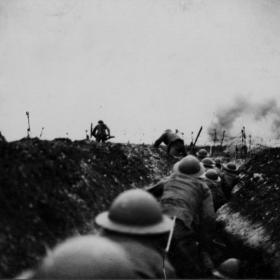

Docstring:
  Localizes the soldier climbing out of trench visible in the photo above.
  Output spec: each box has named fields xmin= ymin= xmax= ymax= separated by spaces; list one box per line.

xmin=154 ymin=129 xmax=186 ymax=157
xmin=95 ymin=189 xmax=177 ymax=279
xmin=91 ymin=120 xmax=111 ymax=143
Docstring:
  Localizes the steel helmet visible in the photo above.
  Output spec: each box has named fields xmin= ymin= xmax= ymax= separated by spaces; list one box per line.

xmin=215 ymin=158 xmax=222 ymax=168
xmin=95 ymin=189 xmax=173 ymax=235
xmin=196 ymin=149 xmax=209 ymax=160
xmin=202 ymin=157 xmax=215 ymax=168
xmin=98 ymin=120 xmax=104 ymax=124
xmin=223 ymin=162 xmax=238 ymax=174
xmin=173 ymin=155 xmax=205 ymax=178
xmin=164 ymin=129 xmax=172 ymax=133
xmin=213 ymin=258 xmax=240 ymax=279
xmin=204 ymin=169 xmax=221 ymax=182
xmin=32 ymin=235 xmax=136 ymax=279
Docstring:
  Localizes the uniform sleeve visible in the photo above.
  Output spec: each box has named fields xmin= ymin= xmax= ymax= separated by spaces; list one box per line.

xmin=105 ymin=124 xmax=110 ymax=136
xmin=201 ymin=183 xmax=216 ymax=224
xmin=154 ymin=134 xmax=165 ymax=147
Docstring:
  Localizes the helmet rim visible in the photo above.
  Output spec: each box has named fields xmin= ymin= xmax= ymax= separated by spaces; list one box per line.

xmin=222 ymin=163 xmax=238 ymax=174
xmin=173 ymin=160 xmax=205 ymax=178
xmin=95 ymin=211 xmax=172 ymax=235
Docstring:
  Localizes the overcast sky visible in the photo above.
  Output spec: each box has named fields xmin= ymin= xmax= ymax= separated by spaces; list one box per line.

xmin=1 ymin=0 xmax=280 ymax=144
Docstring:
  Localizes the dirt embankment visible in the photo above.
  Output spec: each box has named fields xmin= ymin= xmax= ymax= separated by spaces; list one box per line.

xmin=217 ymin=148 xmax=280 ymax=278
xmin=0 ymin=138 xmax=176 ymax=277
xmin=1 ymin=138 xmax=280 ymax=278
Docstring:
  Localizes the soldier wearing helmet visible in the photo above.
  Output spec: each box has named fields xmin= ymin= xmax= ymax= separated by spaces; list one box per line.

xmin=91 ymin=120 xmax=111 ymax=143
xmin=202 ymin=169 xmax=227 ymax=211
xmin=17 ymin=235 xmax=137 ymax=279
xmin=202 ymin=157 xmax=215 ymax=170
xmin=95 ymin=189 xmax=176 ymax=279
xmin=220 ymin=162 xmax=239 ymax=200
xmin=154 ymin=129 xmax=186 ymax=157
xmin=196 ymin=148 xmax=209 ymax=160
xmin=160 ymin=155 xmax=216 ymax=278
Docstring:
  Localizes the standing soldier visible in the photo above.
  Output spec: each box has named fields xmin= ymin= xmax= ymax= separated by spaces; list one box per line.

xmin=95 ymin=189 xmax=176 ymax=279
xmin=154 ymin=129 xmax=186 ymax=157
xmin=160 ymin=155 xmax=216 ymax=278
xmin=91 ymin=120 xmax=111 ymax=143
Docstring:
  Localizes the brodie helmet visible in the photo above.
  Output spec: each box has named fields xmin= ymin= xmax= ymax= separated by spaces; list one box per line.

xmin=95 ymin=189 xmax=172 ymax=235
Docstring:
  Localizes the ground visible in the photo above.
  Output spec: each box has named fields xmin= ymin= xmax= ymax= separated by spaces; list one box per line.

xmin=0 ymin=138 xmax=175 ymax=277
xmin=0 ymin=138 xmax=280 ymax=277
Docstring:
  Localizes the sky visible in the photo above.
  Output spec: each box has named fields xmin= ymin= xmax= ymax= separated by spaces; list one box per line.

xmin=1 ymin=0 xmax=280 ymax=145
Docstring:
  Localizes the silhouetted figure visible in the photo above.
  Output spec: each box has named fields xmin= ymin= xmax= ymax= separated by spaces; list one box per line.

xmin=91 ymin=120 xmax=111 ymax=143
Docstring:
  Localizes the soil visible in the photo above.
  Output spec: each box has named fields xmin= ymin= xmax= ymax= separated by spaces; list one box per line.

xmin=0 ymin=138 xmax=176 ymax=277
xmin=0 ymin=138 xmax=280 ymax=278
xmin=230 ymin=148 xmax=280 ymax=241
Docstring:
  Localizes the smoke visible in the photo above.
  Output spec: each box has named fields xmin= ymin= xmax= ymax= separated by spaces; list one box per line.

xmin=208 ymin=96 xmax=280 ymax=140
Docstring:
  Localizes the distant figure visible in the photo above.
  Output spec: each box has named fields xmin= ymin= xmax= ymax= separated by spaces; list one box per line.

xmin=154 ymin=129 xmax=186 ymax=156
xmin=91 ymin=120 xmax=111 ymax=143
xmin=16 ymin=235 xmax=137 ymax=279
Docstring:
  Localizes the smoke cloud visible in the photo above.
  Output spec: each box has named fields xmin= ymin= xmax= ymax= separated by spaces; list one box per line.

xmin=208 ymin=97 xmax=280 ymax=141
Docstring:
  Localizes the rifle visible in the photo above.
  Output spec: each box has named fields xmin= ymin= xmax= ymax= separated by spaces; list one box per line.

xmin=191 ymin=126 xmax=203 ymax=153
xmin=162 ymin=216 xmax=176 ymax=280
xmin=26 ymin=111 xmax=31 ymax=138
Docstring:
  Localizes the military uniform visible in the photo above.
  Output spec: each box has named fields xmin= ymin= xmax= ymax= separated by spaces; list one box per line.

xmin=154 ymin=130 xmax=186 ymax=156
xmin=160 ymin=172 xmax=216 ymax=278
xmin=100 ymin=232 xmax=176 ymax=279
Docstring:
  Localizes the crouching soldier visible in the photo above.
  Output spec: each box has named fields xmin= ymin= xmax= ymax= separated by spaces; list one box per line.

xmin=160 ymin=155 xmax=216 ymax=278
xmin=202 ymin=169 xmax=227 ymax=211
xmin=95 ymin=189 xmax=176 ymax=279
xmin=221 ymin=162 xmax=239 ymax=200
xmin=16 ymin=235 xmax=137 ymax=279
xmin=154 ymin=129 xmax=186 ymax=157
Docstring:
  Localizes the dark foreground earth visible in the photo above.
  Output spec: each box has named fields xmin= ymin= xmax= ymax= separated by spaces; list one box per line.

xmin=0 ymin=138 xmax=280 ymax=277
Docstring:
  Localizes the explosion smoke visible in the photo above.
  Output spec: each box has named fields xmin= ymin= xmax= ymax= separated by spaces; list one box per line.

xmin=208 ymin=97 xmax=280 ymax=140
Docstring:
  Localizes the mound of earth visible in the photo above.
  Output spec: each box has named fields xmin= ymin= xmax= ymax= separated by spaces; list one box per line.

xmin=231 ymin=148 xmax=280 ymax=239
xmin=217 ymin=147 xmax=280 ymax=277
xmin=0 ymin=138 xmax=176 ymax=277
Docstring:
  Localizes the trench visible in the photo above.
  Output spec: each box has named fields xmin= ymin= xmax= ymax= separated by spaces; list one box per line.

xmin=0 ymin=139 xmax=279 ymax=278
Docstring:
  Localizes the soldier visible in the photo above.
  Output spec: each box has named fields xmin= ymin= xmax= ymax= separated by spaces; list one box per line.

xmin=91 ymin=120 xmax=111 ymax=143
xmin=95 ymin=189 xmax=176 ymax=279
xmin=196 ymin=148 xmax=209 ymax=161
xmin=17 ymin=235 xmax=137 ymax=279
xmin=220 ymin=162 xmax=239 ymax=200
xmin=202 ymin=169 xmax=227 ymax=211
xmin=201 ymin=157 xmax=216 ymax=170
xmin=160 ymin=155 xmax=216 ymax=278
xmin=154 ymin=129 xmax=186 ymax=157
